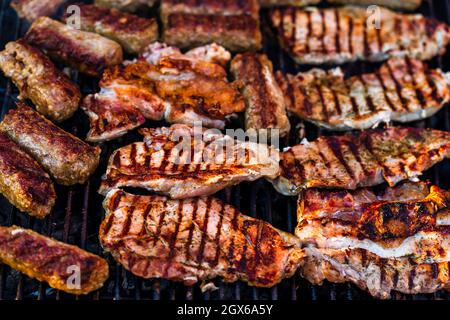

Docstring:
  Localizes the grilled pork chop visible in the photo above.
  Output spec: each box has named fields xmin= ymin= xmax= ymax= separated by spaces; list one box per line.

xmin=99 ymin=124 xmax=280 ymax=199
xmin=231 ymin=53 xmax=291 ymax=138
xmin=296 ymin=182 xmax=450 ymax=264
xmin=11 ymin=0 xmax=66 ymax=22
xmin=0 ymin=226 xmax=109 ymax=295
xmin=83 ymin=43 xmax=243 ymax=141
xmin=296 ymin=182 xmax=450 ymax=298
xmin=270 ymin=6 xmax=450 ymax=65
xmin=161 ymin=0 xmax=262 ymax=52
xmin=272 ymin=127 xmax=450 ymax=195
xmin=100 ymin=189 xmax=304 ymax=287
xmin=276 ymin=57 xmax=450 ymax=130
xmin=0 ymin=132 xmax=55 ymax=218
xmin=0 ymin=40 xmax=81 ymax=122
xmin=61 ymin=4 xmax=158 ymax=54
xmin=25 ymin=17 xmax=123 ymax=77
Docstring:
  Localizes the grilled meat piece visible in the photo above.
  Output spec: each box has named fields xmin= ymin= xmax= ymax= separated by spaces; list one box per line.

xmin=83 ymin=44 xmax=243 ymax=141
xmin=161 ymin=0 xmax=259 ymax=18
xmin=100 ymin=189 xmax=304 ymax=287
xmin=272 ymin=127 xmax=450 ymax=195
xmin=297 ymin=182 xmax=450 ymax=298
xmin=61 ymin=4 xmax=158 ymax=54
xmin=131 ymin=60 xmax=243 ymax=119
xmin=0 ymin=226 xmax=109 ymax=295
xmin=328 ymin=0 xmax=423 ymax=11
xmin=0 ymin=103 xmax=101 ymax=186
xmin=298 ymin=181 xmax=432 ymax=222
xmin=259 ymin=0 xmax=319 ymax=7
xmin=183 ymin=43 xmax=232 ymax=67
xmin=301 ymin=247 xmax=449 ymax=299
xmin=24 ymin=17 xmax=123 ymax=77
xmin=82 ymin=91 xmax=148 ymax=143
xmin=0 ymin=133 xmax=55 ymax=218
xmin=83 ymin=62 xmax=167 ymax=141
xmin=94 ymin=0 xmax=156 ymax=12
xmin=270 ymin=6 xmax=450 ymax=65
xmin=276 ymin=58 xmax=450 ymax=130
xmin=99 ymin=124 xmax=280 ymax=198
xmin=161 ymin=0 xmax=262 ymax=52
xmin=231 ymin=53 xmax=290 ymax=138
xmin=11 ymin=0 xmax=66 ymax=22
xmin=0 ymin=40 xmax=81 ymax=122
xmin=163 ymin=14 xmax=262 ymax=52
xmin=296 ymin=182 xmax=450 ymax=264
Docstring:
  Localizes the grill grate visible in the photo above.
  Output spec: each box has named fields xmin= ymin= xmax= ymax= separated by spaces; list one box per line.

xmin=0 ymin=0 xmax=449 ymax=301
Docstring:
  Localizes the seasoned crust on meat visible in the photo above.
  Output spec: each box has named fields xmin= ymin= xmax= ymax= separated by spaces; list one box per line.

xmin=270 ymin=6 xmax=450 ymax=64
xmin=25 ymin=17 xmax=123 ymax=77
xmin=272 ymin=127 xmax=450 ymax=195
xmin=0 ymin=103 xmax=101 ymax=186
xmin=100 ymin=189 xmax=304 ymax=287
xmin=0 ymin=40 xmax=80 ymax=122
xmin=99 ymin=124 xmax=280 ymax=199
xmin=125 ymin=58 xmax=244 ymax=119
xmin=0 ymin=133 xmax=55 ymax=218
xmin=62 ymin=3 xmax=158 ymax=54
xmin=0 ymin=226 xmax=109 ymax=295
xmin=11 ymin=0 xmax=66 ymax=22
xmin=231 ymin=53 xmax=291 ymax=138
xmin=276 ymin=58 xmax=450 ymax=130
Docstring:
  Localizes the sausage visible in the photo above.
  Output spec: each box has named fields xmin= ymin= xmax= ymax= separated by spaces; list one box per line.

xmin=231 ymin=53 xmax=291 ymax=138
xmin=0 ymin=103 xmax=101 ymax=186
xmin=0 ymin=133 xmax=55 ymax=218
xmin=0 ymin=40 xmax=81 ymax=122
xmin=61 ymin=3 xmax=158 ymax=54
xmin=24 ymin=17 xmax=123 ymax=77
xmin=0 ymin=226 xmax=109 ymax=295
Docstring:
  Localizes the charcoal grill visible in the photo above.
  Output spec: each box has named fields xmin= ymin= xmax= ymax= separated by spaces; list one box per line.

xmin=0 ymin=0 xmax=449 ymax=301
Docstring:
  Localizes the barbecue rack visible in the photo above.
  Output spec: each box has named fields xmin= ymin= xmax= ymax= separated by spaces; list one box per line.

xmin=0 ymin=0 xmax=449 ymax=301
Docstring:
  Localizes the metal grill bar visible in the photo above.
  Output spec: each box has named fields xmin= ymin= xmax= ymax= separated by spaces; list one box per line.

xmin=0 ymin=0 xmax=449 ymax=301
